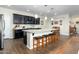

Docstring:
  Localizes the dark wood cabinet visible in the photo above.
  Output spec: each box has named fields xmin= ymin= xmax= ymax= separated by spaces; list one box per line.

xmin=14 ymin=29 xmax=27 ymax=45
xmin=13 ymin=14 xmax=24 ymax=24
xmin=35 ymin=18 xmax=40 ymax=24
xmin=14 ymin=29 xmax=24 ymax=39
xmin=23 ymin=32 xmax=27 ymax=45
xmin=13 ymin=14 xmax=40 ymax=24
xmin=24 ymin=16 xmax=29 ymax=24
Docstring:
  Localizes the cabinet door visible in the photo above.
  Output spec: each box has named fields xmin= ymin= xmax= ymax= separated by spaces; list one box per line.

xmin=33 ymin=17 xmax=35 ymax=24
xmin=23 ymin=32 xmax=27 ymax=45
xmin=13 ymin=14 xmax=19 ymax=24
xmin=28 ymin=16 xmax=33 ymax=24
xmin=24 ymin=16 xmax=29 ymax=24
xmin=13 ymin=14 xmax=24 ymax=24
xmin=35 ymin=18 xmax=40 ymax=24
xmin=18 ymin=15 xmax=23 ymax=24
xmin=14 ymin=30 xmax=23 ymax=39
xmin=31 ymin=17 xmax=35 ymax=24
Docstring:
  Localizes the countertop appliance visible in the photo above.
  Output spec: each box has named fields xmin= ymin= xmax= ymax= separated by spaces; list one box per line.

xmin=0 ymin=14 xmax=5 ymax=49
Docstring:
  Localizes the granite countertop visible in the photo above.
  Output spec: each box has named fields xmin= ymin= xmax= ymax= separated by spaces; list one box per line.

xmin=23 ymin=28 xmax=57 ymax=33
xmin=14 ymin=27 xmax=41 ymax=30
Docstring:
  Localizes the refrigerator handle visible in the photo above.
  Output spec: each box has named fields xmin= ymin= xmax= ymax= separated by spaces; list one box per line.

xmin=3 ymin=19 xmax=5 ymax=31
xmin=1 ymin=15 xmax=5 ymax=31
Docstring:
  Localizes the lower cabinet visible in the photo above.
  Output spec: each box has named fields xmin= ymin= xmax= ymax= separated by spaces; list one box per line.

xmin=14 ymin=29 xmax=24 ymax=39
xmin=23 ymin=32 xmax=27 ymax=45
xmin=14 ymin=29 xmax=27 ymax=45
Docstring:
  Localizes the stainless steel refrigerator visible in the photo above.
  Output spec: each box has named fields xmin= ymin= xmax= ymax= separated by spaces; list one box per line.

xmin=0 ymin=14 xmax=5 ymax=49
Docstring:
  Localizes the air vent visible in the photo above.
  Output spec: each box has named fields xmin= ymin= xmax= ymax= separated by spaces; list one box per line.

xmin=44 ymin=5 xmax=48 ymax=7
xmin=51 ymin=8 xmax=54 ymax=10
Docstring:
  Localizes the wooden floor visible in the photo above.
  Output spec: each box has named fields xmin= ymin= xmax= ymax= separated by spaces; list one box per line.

xmin=0 ymin=35 xmax=79 ymax=54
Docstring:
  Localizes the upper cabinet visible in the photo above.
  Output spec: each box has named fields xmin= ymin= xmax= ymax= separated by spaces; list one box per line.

xmin=35 ymin=18 xmax=40 ymax=24
xmin=13 ymin=14 xmax=24 ymax=24
xmin=13 ymin=14 xmax=40 ymax=24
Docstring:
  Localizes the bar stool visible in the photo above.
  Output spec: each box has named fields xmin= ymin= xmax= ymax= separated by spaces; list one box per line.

xmin=53 ymin=32 xmax=57 ymax=43
xmin=48 ymin=33 xmax=54 ymax=44
xmin=42 ymin=34 xmax=49 ymax=47
xmin=56 ymin=32 xmax=60 ymax=41
xmin=33 ymin=36 xmax=44 ymax=50
xmin=51 ymin=34 xmax=55 ymax=43
xmin=47 ymin=34 xmax=51 ymax=44
xmin=53 ymin=30 xmax=60 ymax=43
xmin=52 ymin=26 xmax=60 ymax=43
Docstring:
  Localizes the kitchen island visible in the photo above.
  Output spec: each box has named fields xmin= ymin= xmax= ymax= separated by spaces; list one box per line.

xmin=23 ymin=28 xmax=57 ymax=49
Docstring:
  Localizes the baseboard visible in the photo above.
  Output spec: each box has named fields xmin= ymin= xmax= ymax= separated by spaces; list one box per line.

xmin=0 ymin=48 xmax=3 ymax=50
xmin=4 ymin=37 xmax=13 ymax=40
xmin=60 ymin=33 xmax=69 ymax=36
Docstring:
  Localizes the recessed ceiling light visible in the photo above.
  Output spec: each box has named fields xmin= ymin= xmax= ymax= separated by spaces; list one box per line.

xmin=51 ymin=18 xmax=54 ymax=21
xmin=45 ymin=16 xmax=47 ymax=20
xmin=35 ymin=14 xmax=38 ymax=18
xmin=7 ymin=5 xmax=11 ymax=7
xmin=26 ymin=10 xmax=30 ymax=12
xmin=44 ymin=5 xmax=48 ymax=7
xmin=51 ymin=8 xmax=54 ymax=10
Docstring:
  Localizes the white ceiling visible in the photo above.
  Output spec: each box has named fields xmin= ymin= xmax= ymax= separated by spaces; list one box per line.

xmin=0 ymin=5 xmax=79 ymax=17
